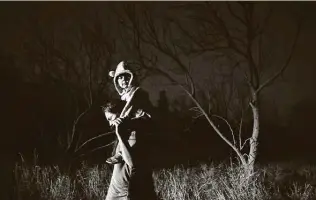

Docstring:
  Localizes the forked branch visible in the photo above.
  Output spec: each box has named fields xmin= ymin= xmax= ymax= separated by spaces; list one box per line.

xmin=256 ymin=20 xmax=302 ymax=94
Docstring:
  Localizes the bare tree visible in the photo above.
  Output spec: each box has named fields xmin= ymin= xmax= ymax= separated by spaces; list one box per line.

xmin=176 ymin=2 xmax=302 ymax=172
xmin=115 ymin=2 xmax=302 ymax=173
xmin=20 ymin=8 xmax=118 ymax=165
xmin=115 ymin=3 xmax=247 ymax=167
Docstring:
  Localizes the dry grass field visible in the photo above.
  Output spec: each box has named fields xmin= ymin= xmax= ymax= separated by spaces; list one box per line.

xmin=12 ymin=161 xmax=316 ymax=200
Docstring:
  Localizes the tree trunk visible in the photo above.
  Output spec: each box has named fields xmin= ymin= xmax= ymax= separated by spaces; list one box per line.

xmin=247 ymin=90 xmax=259 ymax=173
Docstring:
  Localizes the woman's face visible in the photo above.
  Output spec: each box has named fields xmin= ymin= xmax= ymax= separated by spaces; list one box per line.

xmin=117 ymin=74 xmax=131 ymax=89
xmin=105 ymin=112 xmax=117 ymax=122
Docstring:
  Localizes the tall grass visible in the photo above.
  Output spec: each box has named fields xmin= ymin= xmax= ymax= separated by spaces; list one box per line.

xmin=153 ymin=163 xmax=270 ymax=200
xmin=13 ymin=162 xmax=316 ymax=200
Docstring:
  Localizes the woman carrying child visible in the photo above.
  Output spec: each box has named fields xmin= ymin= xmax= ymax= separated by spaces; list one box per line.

xmin=105 ymin=61 xmax=157 ymax=200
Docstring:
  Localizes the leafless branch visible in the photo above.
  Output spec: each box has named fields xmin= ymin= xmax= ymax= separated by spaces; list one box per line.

xmin=243 ymin=4 xmax=261 ymax=89
xmin=75 ymin=131 xmax=115 ymax=153
xmin=241 ymin=137 xmax=251 ymax=151
xmin=212 ymin=114 xmax=236 ymax=146
xmin=189 ymin=106 xmax=200 ymax=112
xmin=139 ymin=9 xmax=196 ymax=96
xmin=258 ymin=34 xmax=263 ymax=73
xmin=181 ymin=85 xmax=247 ymax=165
xmin=238 ymin=110 xmax=244 ymax=150
xmin=226 ymin=2 xmax=247 ymax=26
xmin=75 ymin=140 xmax=116 ymax=160
xmin=242 ymin=153 xmax=249 ymax=160
xmin=255 ymin=7 xmax=273 ymax=37
xmin=67 ymin=108 xmax=90 ymax=150
xmin=256 ymin=20 xmax=302 ymax=94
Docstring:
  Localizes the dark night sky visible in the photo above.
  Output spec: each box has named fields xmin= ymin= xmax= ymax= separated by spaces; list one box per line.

xmin=1 ymin=2 xmax=316 ymax=122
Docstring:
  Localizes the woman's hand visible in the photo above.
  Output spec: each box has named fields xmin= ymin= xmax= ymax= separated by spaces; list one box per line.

xmin=113 ymin=118 xmax=127 ymax=138
xmin=112 ymin=117 xmax=125 ymax=127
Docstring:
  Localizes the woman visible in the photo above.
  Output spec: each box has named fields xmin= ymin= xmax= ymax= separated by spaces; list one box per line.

xmin=105 ymin=61 xmax=157 ymax=200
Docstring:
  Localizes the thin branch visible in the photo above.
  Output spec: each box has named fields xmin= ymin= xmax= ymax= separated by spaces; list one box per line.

xmin=193 ymin=113 xmax=204 ymax=119
xmin=181 ymin=85 xmax=247 ymax=165
xmin=173 ymin=18 xmax=229 ymax=55
xmin=207 ymin=90 xmax=212 ymax=115
xmin=75 ymin=132 xmax=83 ymax=151
xmin=241 ymin=137 xmax=251 ymax=151
xmin=88 ymin=59 xmax=93 ymax=106
xmin=212 ymin=114 xmax=236 ymax=146
xmin=74 ymin=140 xmax=116 ymax=160
xmin=255 ymin=7 xmax=273 ymax=37
xmin=75 ymin=131 xmax=115 ymax=153
xmin=18 ymin=153 xmax=25 ymax=163
xmin=141 ymin=11 xmax=196 ymax=97
xmin=256 ymin=20 xmax=302 ymax=94
xmin=238 ymin=110 xmax=244 ymax=150
xmin=226 ymin=2 xmax=247 ymax=26
xmin=258 ymin=33 xmax=263 ymax=72
xmin=67 ymin=108 xmax=90 ymax=150
xmin=244 ymin=4 xmax=261 ymax=89
xmin=210 ymin=7 xmax=248 ymax=59
xmin=242 ymin=153 xmax=249 ymax=160
xmin=189 ymin=106 xmax=200 ymax=112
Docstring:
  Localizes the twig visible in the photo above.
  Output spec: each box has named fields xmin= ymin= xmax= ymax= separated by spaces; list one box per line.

xmin=181 ymin=85 xmax=247 ymax=165
xmin=74 ymin=140 xmax=117 ymax=160
xmin=212 ymin=114 xmax=236 ymax=146
xmin=238 ymin=110 xmax=244 ymax=150
xmin=241 ymin=137 xmax=251 ymax=150
xmin=256 ymin=19 xmax=302 ymax=94
xmin=226 ymin=2 xmax=247 ymax=26
xmin=193 ymin=113 xmax=204 ymax=119
xmin=68 ymin=108 xmax=90 ymax=150
xmin=75 ymin=131 xmax=115 ymax=153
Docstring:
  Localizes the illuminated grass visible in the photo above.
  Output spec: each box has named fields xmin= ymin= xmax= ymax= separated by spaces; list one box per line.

xmin=14 ymin=162 xmax=316 ymax=200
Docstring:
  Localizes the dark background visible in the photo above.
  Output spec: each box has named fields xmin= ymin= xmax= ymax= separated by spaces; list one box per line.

xmin=1 ymin=2 xmax=316 ymax=198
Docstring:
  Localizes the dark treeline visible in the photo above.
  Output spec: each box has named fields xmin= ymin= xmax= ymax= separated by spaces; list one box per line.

xmin=1 ymin=49 xmax=316 ymax=168
xmin=0 ymin=1 xmax=315 ymax=182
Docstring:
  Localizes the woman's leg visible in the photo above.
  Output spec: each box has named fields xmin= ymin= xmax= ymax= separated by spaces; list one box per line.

xmin=112 ymin=139 xmax=119 ymax=156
